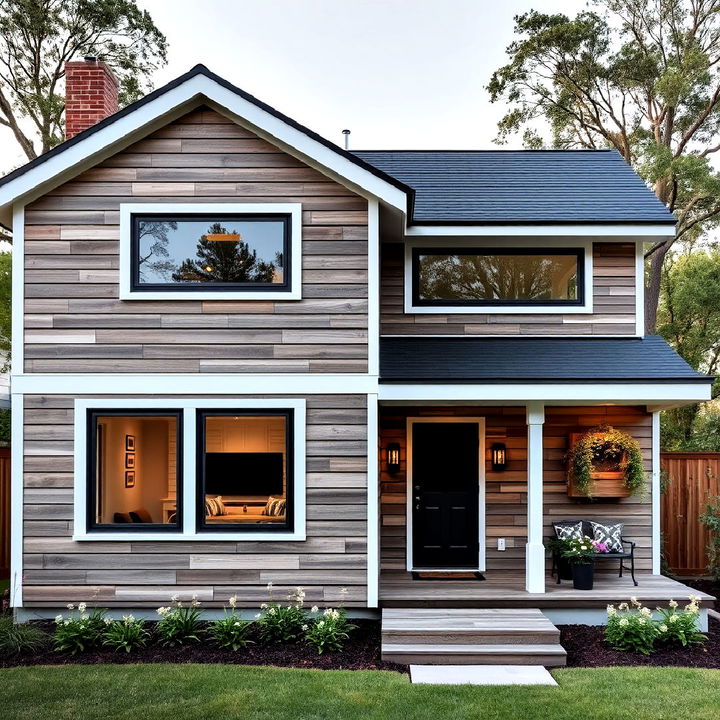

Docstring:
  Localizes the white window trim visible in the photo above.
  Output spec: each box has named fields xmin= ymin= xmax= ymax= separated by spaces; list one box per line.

xmin=119 ymin=202 xmax=303 ymax=300
xmin=405 ymin=416 xmax=486 ymax=572
xmin=404 ymin=237 xmax=594 ymax=315
xmin=73 ymin=398 xmax=306 ymax=541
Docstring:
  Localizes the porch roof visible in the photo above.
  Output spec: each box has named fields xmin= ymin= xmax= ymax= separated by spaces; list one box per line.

xmin=379 ymin=335 xmax=712 ymax=384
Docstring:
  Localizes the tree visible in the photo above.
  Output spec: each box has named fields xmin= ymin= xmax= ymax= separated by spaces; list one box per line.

xmin=137 ymin=220 xmax=177 ymax=283
xmin=0 ymin=0 xmax=167 ymax=161
xmin=487 ymin=0 xmax=720 ymax=332
xmin=657 ymin=248 xmax=720 ymax=447
xmin=173 ymin=223 xmax=277 ymax=284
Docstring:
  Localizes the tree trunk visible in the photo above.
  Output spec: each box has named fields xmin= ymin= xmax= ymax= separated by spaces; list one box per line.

xmin=645 ymin=241 xmax=672 ymax=334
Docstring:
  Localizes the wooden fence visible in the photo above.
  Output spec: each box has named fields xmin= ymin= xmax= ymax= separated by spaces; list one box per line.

xmin=661 ymin=452 xmax=720 ymax=576
xmin=0 ymin=447 xmax=8 ymax=579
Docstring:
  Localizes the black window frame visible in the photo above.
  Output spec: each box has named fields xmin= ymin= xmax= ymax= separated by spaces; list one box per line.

xmin=411 ymin=246 xmax=585 ymax=308
xmin=196 ymin=409 xmax=295 ymax=534
xmin=86 ymin=409 xmax=184 ymax=534
xmin=130 ymin=212 xmax=293 ymax=294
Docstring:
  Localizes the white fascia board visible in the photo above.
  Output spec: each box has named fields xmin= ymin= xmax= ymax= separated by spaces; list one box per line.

xmin=119 ymin=202 xmax=303 ymax=300
xmin=404 ymin=224 xmax=676 ymax=238
xmin=12 ymin=373 xmax=379 ymax=395
xmin=378 ymin=383 xmax=711 ymax=404
xmin=0 ymin=73 xmax=407 ymax=223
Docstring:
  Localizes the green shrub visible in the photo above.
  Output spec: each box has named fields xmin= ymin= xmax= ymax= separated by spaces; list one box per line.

xmin=102 ymin=615 xmax=149 ymax=653
xmin=54 ymin=603 xmax=108 ymax=654
xmin=605 ymin=599 xmax=658 ymax=654
xmin=207 ymin=596 xmax=253 ymax=651
xmin=655 ymin=597 xmax=706 ymax=647
xmin=257 ymin=585 xmax=307 ymax=644
xmin=304 ymin=607 xmax=356 ymax=654
xmin=155 ymin=595 xmax=202 ymax=646
xmin=0 ymin=616 xmax=50 ymax=657
xmin=699 ymin=496 xmax=720 ymax=580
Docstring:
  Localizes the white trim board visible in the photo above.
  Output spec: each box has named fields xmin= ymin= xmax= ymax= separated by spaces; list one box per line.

xmin=0 ymin=71 xmax=407 ymax=224
xmin=405 ymin=416 xmax=486 ymax=572
xmin=404 ymin=224 xmax=676 ymax=238
xmin=119 ymin=203 xmax=303 ymax=300
xmin=11 ymin=204 xmax=24 ymax=377
xmin=72 ymin=397 xmax=306 ymax=542
xmin=366 ymin=394 xmax=379 ymax=608
xmin=652 ymin=411 xmax=661 ymax=574
xmin=404 ymin=238 xmax=593 ymax=315
xmin=9 ymin=393 xmax=23 ymax=607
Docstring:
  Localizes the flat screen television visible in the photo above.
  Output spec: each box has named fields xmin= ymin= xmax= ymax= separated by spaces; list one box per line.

xmin=204 ymin=452 xmax=284 ymax=496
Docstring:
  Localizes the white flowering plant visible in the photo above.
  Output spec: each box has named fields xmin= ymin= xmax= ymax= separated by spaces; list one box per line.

xmin=102 ymin=615 xmax=149 ymax=654
xmin=605 ymin=596 xmax=706 ymax=654
xmin=207 ymin=596 xmax=253 ymax=651
xmin=655 ymin=596 xmax=706 ymax=647
xmin=257 ymin=585 xmax=307 ymax=643
xmin=560 ymin=536 xmax=608 ymax=564
xmin=304 ymin=603 xmax=356 ymax=655
xmin=53 ymin=603 xmax=108 ymax=654
xmin=155 ymin=594 xmax=203 ymax=647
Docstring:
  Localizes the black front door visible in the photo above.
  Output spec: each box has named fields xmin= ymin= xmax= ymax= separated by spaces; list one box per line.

xmin=411 ymin=421 xmax=480 ymax=569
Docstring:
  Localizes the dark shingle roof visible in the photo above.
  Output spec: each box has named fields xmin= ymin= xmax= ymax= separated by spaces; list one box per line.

xmin=379 ymin=336 xmax=710 ymax=383
xmin=353 ymin=150 xmax=674 ymax=225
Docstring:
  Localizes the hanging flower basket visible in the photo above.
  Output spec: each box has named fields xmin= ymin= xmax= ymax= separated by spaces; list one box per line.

xmin=566 ymin=424 xmax=646 ymax=498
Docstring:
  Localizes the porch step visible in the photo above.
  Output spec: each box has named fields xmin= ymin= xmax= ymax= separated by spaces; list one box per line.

xmin=381 ymin=608 xmax=567 ymax=666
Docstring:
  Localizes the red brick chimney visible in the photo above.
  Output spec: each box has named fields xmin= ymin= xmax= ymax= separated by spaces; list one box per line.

xmin=64 ymin=57 xmax=119 ymax=139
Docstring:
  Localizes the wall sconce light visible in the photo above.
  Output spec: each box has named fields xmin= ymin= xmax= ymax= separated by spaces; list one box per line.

xmin=491 ymin=442 xmax=507 ymax=472
xmin=387 ymin=442 xmax=401 ymax=474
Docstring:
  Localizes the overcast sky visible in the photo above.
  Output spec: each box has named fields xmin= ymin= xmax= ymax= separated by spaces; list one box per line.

xmin=0 ymin=0 xmax=588 ymax=173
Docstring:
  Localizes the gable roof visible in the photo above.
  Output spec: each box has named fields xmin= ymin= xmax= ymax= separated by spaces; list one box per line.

xmin=379 ymin=336 xmax=709 ymax=383
xmin=353 ymin=150 xmax=675 ymax=226
xmin=0 ymin=64 xmax=410 ymax=225
xmin=0 ymin=64 xmax=673 ymax=230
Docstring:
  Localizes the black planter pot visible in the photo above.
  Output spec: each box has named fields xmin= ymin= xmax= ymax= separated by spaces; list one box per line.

xmin=557 ymin=556 xmax=573 ymax=581
xmin=571 ymin=562 xmax=594 ymax=590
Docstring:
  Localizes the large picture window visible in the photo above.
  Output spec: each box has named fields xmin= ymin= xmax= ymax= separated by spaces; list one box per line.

xmin=88 ymin=411 xmax=182 ymax=532
xmin=131 ymin=213 xmax=290 ymax=293
xmin=197 ymin=410 xmax=293 ymax=532
xmin=412 ymin=247 xmax=584 ymax=307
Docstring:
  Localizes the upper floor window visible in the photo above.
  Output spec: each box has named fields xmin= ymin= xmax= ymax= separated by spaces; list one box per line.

xmin=120 ymin=203 xmax=302 ymax=301
xmin=410 ymin=246 xmax=586 ymax=310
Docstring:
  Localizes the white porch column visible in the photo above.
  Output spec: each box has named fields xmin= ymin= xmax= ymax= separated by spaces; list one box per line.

xmin=526 ymin=402 xmax=545 ymax=593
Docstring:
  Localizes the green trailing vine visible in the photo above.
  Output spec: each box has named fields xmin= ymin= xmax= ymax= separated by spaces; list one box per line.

xmin=567 ymin=424 xmax=646 ymax=498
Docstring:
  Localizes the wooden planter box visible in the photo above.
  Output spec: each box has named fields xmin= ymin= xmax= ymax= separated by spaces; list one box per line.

xmin=567 ymin=432 xmax=631 ymax=498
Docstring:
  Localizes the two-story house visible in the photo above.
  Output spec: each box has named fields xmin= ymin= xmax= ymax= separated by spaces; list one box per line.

xmin=0 ymin=61 xmax=714 ymax=665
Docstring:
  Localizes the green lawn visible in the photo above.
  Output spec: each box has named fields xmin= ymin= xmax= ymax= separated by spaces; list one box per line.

xmin=1 ymin=664 xmax=719 ymax=720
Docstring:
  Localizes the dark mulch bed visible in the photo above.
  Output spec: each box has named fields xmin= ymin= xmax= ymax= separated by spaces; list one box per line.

xmin=0 ymin=619 xmax=407 ymax=674
xmin=680 ymin=577 xmax=720 ymax=611
xmin=561 ymin=617 xmax=720 ymax=669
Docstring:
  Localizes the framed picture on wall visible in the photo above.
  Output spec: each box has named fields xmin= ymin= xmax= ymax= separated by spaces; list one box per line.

xmin=125 ymin=453 xmax=136 ymax=469
xmin=125 ymin=434 xmax=135 ymax=451
xmin=125 ymin=470 xmax=135 ymax=488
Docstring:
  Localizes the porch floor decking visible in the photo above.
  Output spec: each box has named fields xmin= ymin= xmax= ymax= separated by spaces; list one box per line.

xmin=379 ymin=572 xmax=715 ymax=608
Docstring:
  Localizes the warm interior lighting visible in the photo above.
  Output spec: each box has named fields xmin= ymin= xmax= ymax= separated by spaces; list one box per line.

xmin=491 ymin=442 xmax=507 ymax=472
xmin=387 ymin=442 xmax=400 ymax=474
xmin=206 ymin=233 xmax=241 ymax=242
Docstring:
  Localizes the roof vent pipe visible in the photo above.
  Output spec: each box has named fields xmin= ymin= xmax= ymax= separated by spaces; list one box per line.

xmin=342 ymin=129 xmax=350 ymax=150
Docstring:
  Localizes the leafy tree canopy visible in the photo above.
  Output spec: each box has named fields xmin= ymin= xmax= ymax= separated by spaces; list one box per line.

xmin=487 ymin=0 xmax=720 ymax=331
xmin=657 ymin=248 xmax=720 ymax=448
xmin=0 ymin=0 xmax=168 ymax=160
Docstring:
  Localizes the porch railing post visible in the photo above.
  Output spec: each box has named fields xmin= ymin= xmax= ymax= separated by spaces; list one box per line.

xmin=526 ymin=402 xmax=545 ymax=594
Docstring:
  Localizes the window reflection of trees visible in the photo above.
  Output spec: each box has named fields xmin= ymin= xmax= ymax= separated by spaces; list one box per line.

xmin=418 ymin=253 xmax=578 ymax=301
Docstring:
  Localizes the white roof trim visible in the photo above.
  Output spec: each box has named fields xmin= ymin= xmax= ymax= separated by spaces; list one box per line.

xmin=404 ymin=224 xmax=676 ymax=238
xmin=0 ymin=71 xmax=408 ymax=226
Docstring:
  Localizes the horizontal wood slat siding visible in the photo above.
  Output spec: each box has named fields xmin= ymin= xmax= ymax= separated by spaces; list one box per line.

xmin=21 ymin=394 xmax=369 ymax=607
xmin=379 ymin=406 xmax=652 ymax=578
xmin=380 ymin=242 xmax=637 ymax=335
xmin=23 ymin=108 xmax=369 ymax=373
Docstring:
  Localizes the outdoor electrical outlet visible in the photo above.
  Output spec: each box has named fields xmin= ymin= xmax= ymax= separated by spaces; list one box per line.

xmin=497 ymin=538 xmax=506 ymax=551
